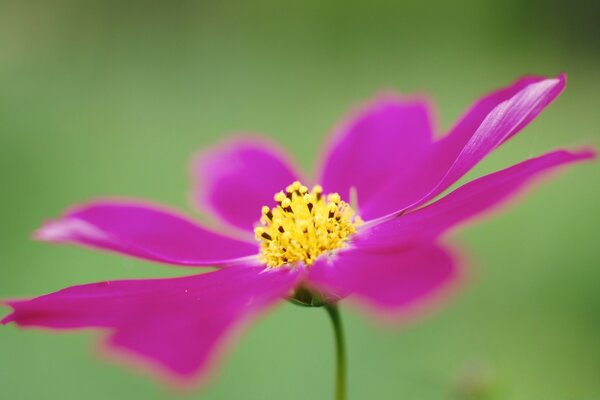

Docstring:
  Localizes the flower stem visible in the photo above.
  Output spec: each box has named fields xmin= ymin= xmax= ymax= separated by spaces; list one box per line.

xmin=325 ymin=303 xmax=347 ymax=400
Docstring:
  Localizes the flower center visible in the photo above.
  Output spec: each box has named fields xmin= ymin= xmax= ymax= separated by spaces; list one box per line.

xmin=255 ymin=181 xmax=362 ymax=268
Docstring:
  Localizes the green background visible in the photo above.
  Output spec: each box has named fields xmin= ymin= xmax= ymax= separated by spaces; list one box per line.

xmin=1 ymin=1 xmax=599 ymax=399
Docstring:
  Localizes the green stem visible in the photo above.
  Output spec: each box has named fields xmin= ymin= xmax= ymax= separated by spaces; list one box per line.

xmin=325 ymin=303 xmax=347 ymax=400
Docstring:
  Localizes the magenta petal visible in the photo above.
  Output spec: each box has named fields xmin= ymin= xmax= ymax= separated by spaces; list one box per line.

xmin=361 ymin=75 xmax=566 ymax=220
xmin=192 ymin=138 xmax=301 ymax=231
xmin=35 ymin=200 xmax=259 ymax=267
xmin=318 ymin=95 xmax=435 ymax=213
xmin=307 ymin=243 xmax=459 ymax=319
xmin=358 ymin=149 xmax=595 ymax=249
xmin=448 ymin=75 xmax=563 ymax=146
xmin=428 ymin=75 xmax=566 ymax=199
xmin=2 ymin=266 xmax=300 ymax=381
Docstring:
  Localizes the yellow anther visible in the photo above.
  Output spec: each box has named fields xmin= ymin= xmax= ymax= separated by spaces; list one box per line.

xmin=274 ymin=191 xmax=287 ymax=202
xmin=281 ymin=198 xmax=292 ymax=209
xmin=327 ymin=203 xmax=338 ymax=213
xmin=328 ymin=193 xmax=341 ymax=204
xmin=255 ymin=181 xmax=362 ymax=268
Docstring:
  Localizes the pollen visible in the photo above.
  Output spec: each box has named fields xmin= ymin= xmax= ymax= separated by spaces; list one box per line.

xmin=255 ymin=181 xmax=362 ymax=268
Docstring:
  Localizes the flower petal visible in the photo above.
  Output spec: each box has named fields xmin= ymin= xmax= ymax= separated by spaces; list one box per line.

xmin=192 ymin=138 xmax=301 ymax=232
xmin=2 ymin=266 xmax=300 ymax=381
xmin=35 ymin=200 xmax=259 ymax=267
xmin=448 ymin=75 xmax=559 ymax=146
xmin=361 ymin=75 xmax=566 ymax=220
xmin=307 ymin=243 xmax=459 ymax=319
xmin=318 ymin=95 xmax=435 ymax=212
xmin=358 ymin=149 xmax=595 ymax=249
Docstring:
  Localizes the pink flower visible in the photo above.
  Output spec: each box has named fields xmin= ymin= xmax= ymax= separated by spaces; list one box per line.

xmin=1 ymin=74 xmax=594 ymax=385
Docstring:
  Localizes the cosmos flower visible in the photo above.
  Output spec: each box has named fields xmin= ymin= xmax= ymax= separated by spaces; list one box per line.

xmin=1 ymin=74 xmax=594 ymax=386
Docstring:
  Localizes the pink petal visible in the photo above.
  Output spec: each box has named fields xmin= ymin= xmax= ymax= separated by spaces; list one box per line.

xmin=35 ymin=200 xmax=259 ymax=267
xmin=192 ymin=138 xmax=302 ymax=232
xmin=358 ymin=149 xmax=595 ymax=249
xmin=448 ymin=75 xmax=559 ymax=146
xmin=2 ymin=266 xmax=301 ymax=382
xmin=317 ymin=95 xmax=435 ymax=212
xmin=307 ymin=243 xmax=460 ymax=320
xmin=361 ymin=75 xmax=566 ymax=220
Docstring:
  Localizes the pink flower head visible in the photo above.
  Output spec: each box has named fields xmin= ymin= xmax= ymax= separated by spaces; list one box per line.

xmin=2 ymin=74 xmax=594 ymax=385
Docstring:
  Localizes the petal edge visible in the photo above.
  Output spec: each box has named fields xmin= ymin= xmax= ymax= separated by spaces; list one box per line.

xmin=35 ymin=199 xmax=260 ymax=267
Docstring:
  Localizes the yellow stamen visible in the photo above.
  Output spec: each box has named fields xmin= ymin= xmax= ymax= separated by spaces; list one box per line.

xmin=254 ymin=181 xmax=362 ymax=268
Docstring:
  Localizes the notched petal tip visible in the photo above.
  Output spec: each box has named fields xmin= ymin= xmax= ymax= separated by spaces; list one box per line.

xmin=1 ymin=299 xmax=27 ymax=325
xmin=1 ymin=312 xmax=16 ymax=325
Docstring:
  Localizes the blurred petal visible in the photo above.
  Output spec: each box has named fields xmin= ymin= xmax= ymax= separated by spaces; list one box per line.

xmin=192 ymin=138 xmax=301 ymax=232
xmin=318 ymin=95 xmax=435 ymax=215
xmin=307 ymin=243 xmax=459 ymax=319
xmin=2 ymin=266 xmax=300 ymax=381
xmin=358 ymin=149 xmax=595 ymax=249
xmin=35 ymin=200 xmax=259 ymax=267
xmin=362 ymin=75 xmax=566 ymax=220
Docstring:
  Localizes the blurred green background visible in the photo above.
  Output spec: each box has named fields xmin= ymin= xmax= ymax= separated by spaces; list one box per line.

xmin=1 ymin=1 xmax=599 ymax=399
